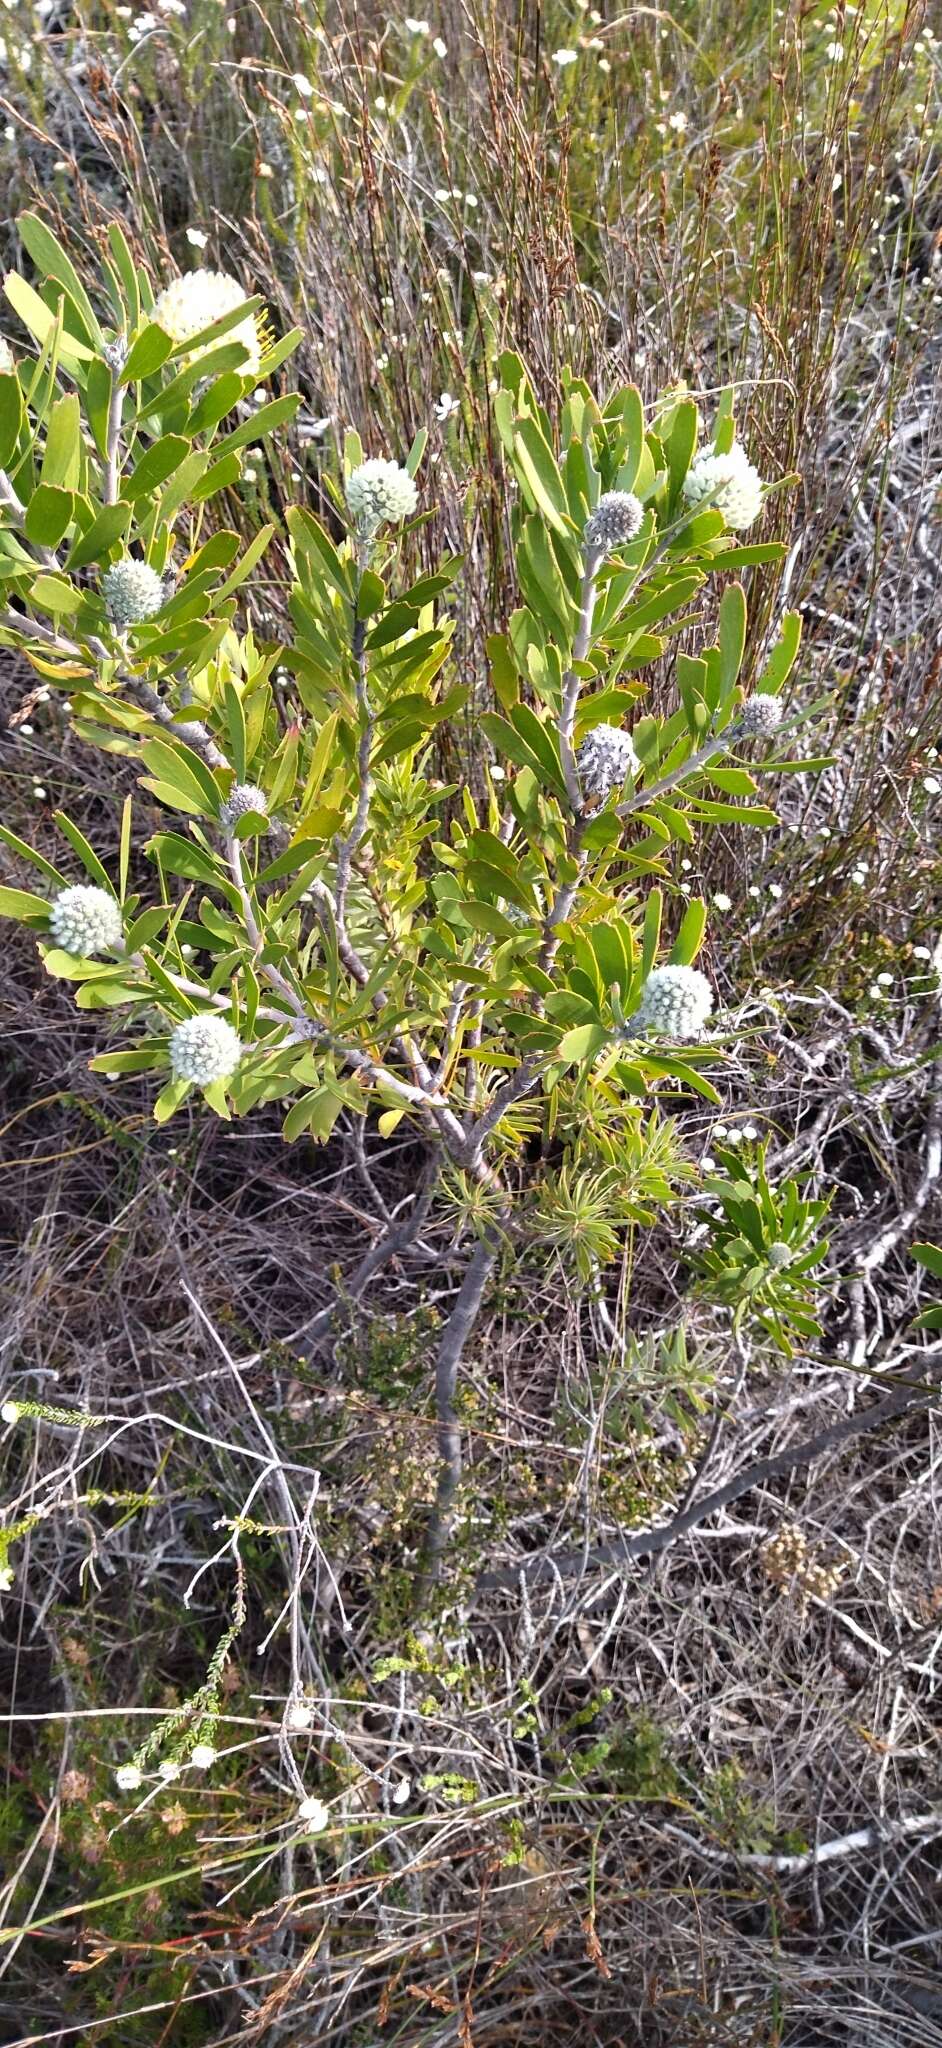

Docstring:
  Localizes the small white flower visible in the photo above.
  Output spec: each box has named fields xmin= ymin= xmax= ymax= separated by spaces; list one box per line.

xmin=219 ymin=782 xmax=268 ymax=829
xmin=115 ymin=1763 xmax=143 ymax=1791
xmin=298 ymin=1794 xmax=330 ymax=1830
xmin=103 ymin=557 xmax=166 ymax=628
xmin=1 ymin=1401 xmax=19 ymax=1424
xmin=435 ymin=391 xmax=459 ymax=423
xmin=741 ymin=1123 xmax=760 ymax=1141
xmin=185 ymin=228 xmax=208 ymax=251
xmin=739 ymin=693 xmax=783 ymax=738
xmin=151 ymin=270 xmax=266 ymax=377
xmin=346 ymin=458 xmax=418 ymax=533
xmin=912 ymin=946 xmax=932 ymax=961
xmin=393 ymin=1775 xmax=411 ymax=1805
xmin=287 ymin=1700 xmax=314 ymax=1731
xmin=825 ymin=40 xmax=844 ymax=61
xmin=50 ymin=886 xmax=124 ymax=958
xmin=584 ymin=491 xmax=644 ymax=551
xmin=0 ymin=1564 xmax=13 ymax=1591
xmin=158 ymin=1759 xmax=181 ymax=1782
xmin=577 ymin=724 xmax=640 ymax=801
xmin=0 ymin=337 xmax=15 ymax=374
xmin=923 ymin=776 xmax=940 ymax=795
xmin=404 ymin=17 xmax=429 ymax=34
xmin=169 ymin=1014 xmax=243 ymax=1086
xmin=551 ymin=48 xmax=578 ymax=66
xmin=292 ymin=72 xmax=314 ymax=96
xmin=876 ymin=972 xmax=894 ymax=987
xmin=767 ymin=1241 xmax=793 ymax=1269
xmin=667 ymin=110 xmax=688 ymax=132
xmin=189 ymin=1743 xmax=217 ymax=1769
xmin=432 ymin=36 xmax=447 ymax=57
xmin=628 ymin=964 xmax=714 ymax=1041
xmin=682 ymin=442 xmax=765 ymax=531
xmin=713 ymin=893 xmax=732 ymax=911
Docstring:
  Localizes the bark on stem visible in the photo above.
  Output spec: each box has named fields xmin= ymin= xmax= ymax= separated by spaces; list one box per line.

xmin=415 ymin=1227 xmax=503 ymax=1602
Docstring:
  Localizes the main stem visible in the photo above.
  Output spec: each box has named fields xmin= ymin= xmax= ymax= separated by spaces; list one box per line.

xmin=415 ymin=1225 xmax=502 ymax=1605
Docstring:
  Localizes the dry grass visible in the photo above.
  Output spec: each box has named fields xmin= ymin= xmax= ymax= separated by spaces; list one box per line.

xmin=1 ymin=1 xmax=942 ymax=2042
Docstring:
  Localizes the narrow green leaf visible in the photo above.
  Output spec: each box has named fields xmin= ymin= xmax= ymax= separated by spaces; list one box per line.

xmin=670 ymin=897 xmax=707 ymax=966
xmin=25 ymin=484 xmax=74 ymax=547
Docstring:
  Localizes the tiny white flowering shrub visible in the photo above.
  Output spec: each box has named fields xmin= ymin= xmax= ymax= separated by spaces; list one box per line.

xmin=0 ymin=219 xmax=809 ymax=1579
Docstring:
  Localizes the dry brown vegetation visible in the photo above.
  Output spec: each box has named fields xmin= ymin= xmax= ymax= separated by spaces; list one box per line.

xmin=1 ymin=3 xmax=942 ymax=2043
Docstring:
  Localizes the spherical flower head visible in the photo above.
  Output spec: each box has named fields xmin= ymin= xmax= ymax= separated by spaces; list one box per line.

xmin=50 ymin=885 xmax=124 ymax=958
xmin=0 ymin=338 xmax=15 ymax=375
xmin=577 ymin=724 xmax=640 ymax=802
xmin=739 ymin=693 xmax=783 ymax=738
xmin=219 ymin=782 xmax=268 ymax=830
xmin=151 ymin=270 xmax=265 ymax=377
xmin=115 ymin=1763 xmax=143 ymax=1792
xmin=0 ymin=1564 xmax=13 ymax=1592
xmin=767 ymin=1241 xmax=793 ymax=1269
xmin=1 ymin=1401 xmax=20 ymax=1425
xmin=189 ymin=1743 xmax=217 ymax=1769
xmin=583 ymin=491 xmax=644 ymax=552
xmin=298 ymin=1794 xmax=329 ymax=1830
xmin=346 ymin=458 xmax=418 ymax=534
xmin=630 ymin=964 xmax=714 ymax=1042
xmin=287 ymin=1700 xmax=314 ymax=1731
xmin=169 ymin=1014 xmax=242 ymax=1086
xmin=682 ymin=443 xmax=764 ymax=531
xmin=157 ymin=1759 xmax=181 ymax=1782
xmin=102 ymin=557 xmax=166 ymax=628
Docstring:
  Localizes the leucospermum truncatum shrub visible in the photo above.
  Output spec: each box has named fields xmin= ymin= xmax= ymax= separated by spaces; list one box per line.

xmin=0 ymin=216 xmax=807 ymax=1583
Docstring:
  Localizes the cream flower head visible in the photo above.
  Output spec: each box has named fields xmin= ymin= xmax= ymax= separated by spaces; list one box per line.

xmin=682 ymin=442 xmax=764 ymax=531
xmin=151 ymin=271 xmax=267 ymax=377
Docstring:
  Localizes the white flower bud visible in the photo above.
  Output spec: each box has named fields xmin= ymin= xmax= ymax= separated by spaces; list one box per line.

xmin=151 ymin=270 xmax=265 ymax=376
xmin=49 ymin=885 xmax=124 ymax=957
xmin=628 ymin=964 xmax=714 ymax=1041
xmin=297 ymin=1794 xmax=330 ymax=1830
xmin=346 ymin=458 xmax=418 ymax=532
xmin=577 ymin=724 xmax=640 ymax=801
xmin=739 ymin=693 xmax=783 ymax=737
xmin=189 ymin=1743 xmax=217 ymax=1769
xmin=682 ymin=443 xmax=765 ymax=531
xmin=115 ymin=1763 xmax=143 ymax=1791
xmin=219 ymin=782 xmax=268 ymax=829
xmin=287 ymin=1700 xmax=314 ymax=1731
xmin=169 ymin=1014 xmax=242 ymax=1085
xmin=767 ymin=1241 xmax=793 ymax=1269
xmin=157 ymin=1759 xmax=181 ymax=1782
xmin=1 ymin=1401 xmax=20 ymax=1424
xmin=102 ymin=557 xmax=166 ymax=627
xmin=0 ymin=1564 xmax=13 ymax=1591
xmin=583 ymin=491 xmax=644 ymax=551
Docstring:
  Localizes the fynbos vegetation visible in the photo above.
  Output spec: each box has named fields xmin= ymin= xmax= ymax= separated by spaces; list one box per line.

xmin=0 ymin=4 xmax=940 ymax=2045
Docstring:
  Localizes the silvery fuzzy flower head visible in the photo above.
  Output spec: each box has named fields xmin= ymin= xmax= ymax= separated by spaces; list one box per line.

xmin=298 ymin=1794 xmax=330 ymax=1830
xmin=577 ymin=724 xmax=640 ymax=801
xmin=682 ymin=442 xmax=764 ymax=531
xmin=767 ymin=1240 xmax=793 ymax=1269
xmin=102 ymin=557 xmax=166 ymax=628
xmin=220 ymin=782 xmax=268 ymax=829
xmin=346 ymin=458 xmax=418 ymax=533
xmin=50 ymin=885 xmax=124 ymax=957
xmin=102 ymin=335 xmax=127 ymax=372
xmin=189 ymin=1742 xmax=217 ymax=1769
xmin=739 ymin=693 xmax=783 ymax=738
xmin=169 ymin=1013 xmax=242 ymax=1086
xmin=0 ymin=337 xmax=15 ymax=375
xmin=151 ymin=270 xmax=265 ymax=376
xmin=158 ymin=1759 xmax=181 ymax=1782
xmin=628 ymin=964 xmax=714 ymax=1041
xmin=583 ymin=491 xmax=644 ymax=552
xmin=115 ymin=1763 xmax=143 ymax=1792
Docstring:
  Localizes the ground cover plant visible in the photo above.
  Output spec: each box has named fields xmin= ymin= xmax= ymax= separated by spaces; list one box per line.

xmin=0 ymin=4 xmax=941 ymax=2045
